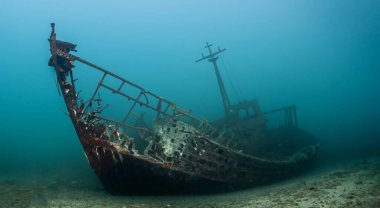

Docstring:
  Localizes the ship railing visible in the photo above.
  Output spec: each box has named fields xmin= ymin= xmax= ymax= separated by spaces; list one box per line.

xmin=85 ymin=113 xmax=155 ymax=144
xmin=55 ymin=49 xmax=235 ymax=146
xmin=263 ymin=105 xmax=298 ymax=128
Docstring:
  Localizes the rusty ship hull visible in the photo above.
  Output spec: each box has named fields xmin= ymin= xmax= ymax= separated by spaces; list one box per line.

xmin=48 ymin=24 xmax=319 ymax=195
xmin=74 ymin=123 xmax=315 ymax=194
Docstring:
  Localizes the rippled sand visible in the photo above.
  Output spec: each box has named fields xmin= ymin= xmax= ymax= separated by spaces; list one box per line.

xmin=1 ymin=157 xmax=379 ymax=208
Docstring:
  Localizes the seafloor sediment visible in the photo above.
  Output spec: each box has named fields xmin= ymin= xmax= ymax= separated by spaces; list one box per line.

xmin=0 ymin=157 xmax=379 ymax=208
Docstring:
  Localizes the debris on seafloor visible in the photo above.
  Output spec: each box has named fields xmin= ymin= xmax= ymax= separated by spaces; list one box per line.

xmin=48 ymin=23 xmax=319 ymax=194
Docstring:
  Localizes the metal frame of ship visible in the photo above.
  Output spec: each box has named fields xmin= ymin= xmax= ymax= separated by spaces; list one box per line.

xmin=48 ymin=23 xmax=319 ymax=195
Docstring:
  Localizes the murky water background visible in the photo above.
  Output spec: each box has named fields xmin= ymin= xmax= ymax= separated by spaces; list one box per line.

xmin=0 ymin=0 xmax=379 ymax=207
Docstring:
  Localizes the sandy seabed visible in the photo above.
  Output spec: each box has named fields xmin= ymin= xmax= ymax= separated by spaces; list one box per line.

xmin=0 ymin=157 xmax=379 ymax=208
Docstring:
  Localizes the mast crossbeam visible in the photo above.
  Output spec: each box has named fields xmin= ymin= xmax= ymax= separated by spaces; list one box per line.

xmin=196 ymin=42 xmax=231 ymax=117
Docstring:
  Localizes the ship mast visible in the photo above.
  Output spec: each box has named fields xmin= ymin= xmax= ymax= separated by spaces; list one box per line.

xmin=196 ymin=42 xmax=232 ymax=117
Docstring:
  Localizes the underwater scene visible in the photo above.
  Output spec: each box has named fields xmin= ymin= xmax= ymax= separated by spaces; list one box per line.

xmin=0 ymin=0 xmax=379 ymax=207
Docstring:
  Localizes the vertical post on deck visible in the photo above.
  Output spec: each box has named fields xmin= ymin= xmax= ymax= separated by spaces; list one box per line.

xmin=196 ymin=42 xmax=231 ymax=117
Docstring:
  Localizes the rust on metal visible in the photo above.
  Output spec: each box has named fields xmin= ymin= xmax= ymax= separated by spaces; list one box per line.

xmin=48 ymin=23 xmax=319 ymax=195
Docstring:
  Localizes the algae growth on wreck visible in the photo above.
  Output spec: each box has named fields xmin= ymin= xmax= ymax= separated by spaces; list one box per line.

xmin=1 ymin=0 xmax=380 ymax=207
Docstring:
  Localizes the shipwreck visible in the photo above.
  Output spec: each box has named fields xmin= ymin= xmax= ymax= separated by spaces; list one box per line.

xmin=48 ymin=23 xmax=319 ymax=194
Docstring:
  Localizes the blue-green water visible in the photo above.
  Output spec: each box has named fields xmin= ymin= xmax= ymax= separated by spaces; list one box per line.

xmin=0 ymin=0 xmax=379 ymax=204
